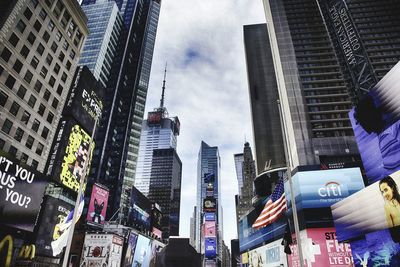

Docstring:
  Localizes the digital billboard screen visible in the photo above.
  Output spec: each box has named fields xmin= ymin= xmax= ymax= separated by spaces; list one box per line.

xmin=35 ymin=196 xmax=73 ymax=257
xmin=81 ymin=233 xmax=124 ymax=266
xmin=64 ymin=65 xmax=103 ymax=134
xmin=247 ymin=239 xmax=288 ymax=267
xmin=122 ymin=231 xmax=138 ymax=267
xmin=0 ymin=151 xmax=47 ymax=232
xmin=205 ymin=221 xmax=216 ymax=238
xmin=46 ymin=120 xmax=94 ymax=193
xmin=288 ymin=228 xmax=353 ymax=267
xmin=332 ymin=171 xmax=400 ymax=241
xmin=128 ymin=186 xmax=151 ymax=231
xmin=205 ymin=238 xmax=217 ymax=259
xmin=349 ymin=61 xmax=400 ymax=184
xmin=132 ymin=234 xmax=152 ymax=267
xmin=147 ymin=111 xmax=163 ymax=124
xmin=205 ymin=212 xmax=215 ymax=221
xmin=86 ymin=183 xmax=109 ymax=226
xmin=203 ymin=197 xmax=216 ymax=212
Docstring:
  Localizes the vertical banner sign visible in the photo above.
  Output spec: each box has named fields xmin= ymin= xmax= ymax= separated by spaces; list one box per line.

xmin=0 ymin=152 xmax=47 ymax=232
xmin=318 ymin=0 xmax=377 ymax=101
xmin=86 ymin=184 xmax=109 ymax=226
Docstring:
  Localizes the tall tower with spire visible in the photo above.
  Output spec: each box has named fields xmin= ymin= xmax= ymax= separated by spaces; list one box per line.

xmin=133 ymin=67 xmax=182 ymax=238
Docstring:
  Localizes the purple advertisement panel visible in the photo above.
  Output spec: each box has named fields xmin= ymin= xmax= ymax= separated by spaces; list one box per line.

xmin=86 ymin=183 xmax=109 ymax=225
xmin=205 ymin=238 xmax=217 ymax=259
xmin=350 ymin=62 xmax=400 ymax=184
xmin=122 ymin=232 xmax=138 ymax=267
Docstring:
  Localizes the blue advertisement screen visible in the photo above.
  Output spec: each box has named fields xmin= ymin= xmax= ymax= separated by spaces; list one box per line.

xmin=205 ymin=213 xmax=215 ymax=221
xmin=132 ymin=234 xmax=152 ymax=266
xmin=205 ymin=238 xmax=217 ymax=259
xmin=350 ymin=228 xmax=400 ymax=267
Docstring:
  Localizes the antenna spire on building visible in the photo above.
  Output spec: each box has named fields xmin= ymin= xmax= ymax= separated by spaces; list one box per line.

xmin=160 ymin=62 xmax=167 ymax=108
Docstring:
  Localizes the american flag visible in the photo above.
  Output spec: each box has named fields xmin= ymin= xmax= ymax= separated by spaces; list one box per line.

xmin=252 ymin=177 xmax=286 ymax=229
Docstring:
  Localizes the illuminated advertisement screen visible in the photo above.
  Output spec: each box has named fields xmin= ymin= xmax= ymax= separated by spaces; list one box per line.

xmin=81 ymin=233 xmax=124 ymax=266
xmin=247 ymin=239 xmax=288 ymax=267
xmin=205 ymin=212 xmax=215 ymax=221
xmin=151 ymin=205 xmax=162 ymax=231
xmin=122 ymin=231 xmax=138 ymax=267
xmin=349 ymin=62 xmax=400 ymax=184
xmin=205 ymin=221 xmax=216 ymax=238
xmin=349 ymin=228 xmax=400 ymax=267
xmin=86 ymin=183 xmax=109 ymax=226
xmin=205 ymin=238 xmax=217 ymax=259
xmin=332 ymin=171 xmax=400 ymax=241
xmin=35 ymin=196 xmax=73 ymax=257
xmin=288 ymin=228 xmax=353 ymax=267
xmin=132 ymin=235 xmax=152 ymax=267
xmin=128 ymin=187 xmax=151 ymax=231
xmin=0 ymin=151 xmax=47 ymax=232
xmin=147 ymin=111 xmax=163 ymax=124
xmin=203 ymin=197 xmax=216 ymax=212
xmin=64 ymin=66 xmax=103 ymax=134
xmin=238 ymin=204 xmax=286 ymax=252
xmin=46 ymin=120 xmax=94 ymax=193
xmin=285 ymin=167 xmax=364 ymax=229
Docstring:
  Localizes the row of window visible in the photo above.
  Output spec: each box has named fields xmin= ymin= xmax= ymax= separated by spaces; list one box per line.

xmin=0 ymin=137 xmax=39 ymax=169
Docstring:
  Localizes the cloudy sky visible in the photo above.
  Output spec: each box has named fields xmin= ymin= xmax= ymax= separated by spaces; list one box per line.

xmin=145 ymin=0 xmax=266 ymax=247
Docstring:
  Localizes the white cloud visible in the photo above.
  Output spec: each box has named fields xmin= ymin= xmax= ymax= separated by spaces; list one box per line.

xmin=145 ymin=0 xmax=266 ymax=249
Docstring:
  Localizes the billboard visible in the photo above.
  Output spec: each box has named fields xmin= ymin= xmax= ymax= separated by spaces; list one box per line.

xmin=64 ymin=65 xmax=103 ymax=134
xmin=147 ymin=111 xmax=163 ymax=124
xmin=35 ymin=196 xmax=73 ymax=257
xmin=332 ymin=171 xmax=400 ymax=241
xmin=205 ymin=221 xmax=216 ymax=238
xmin=122 ymin=231 xmax=138 ymax=267
xmin=349 ymin=228 xmax=400 ymax=267
xmin=0 ymin=152 xmax=47 ymax=232
xmin=247 ymin=239 xmax=288 ymax=267
xmin=81 ymin=233 xmax=124 ymax=267
xmin=128 ymin=187 xmax=151 ymax=231
xmin=86 ymin=183 xmax=109 ymax=226
xmin=205 ymin=238 xmax=217 ymax=259
xmin=46 ymin=120 xmax=94 ymax=193
xmin=288 ymin=228 xmax=353 ymax=267
xmin=205 ymin=212 xmax=215 ymax=221
xmin=349 ymin=61 xmax=400 ymax=183
xmin=151 ymin=204 xmax=162 ymax=231
xmin=203 ymin=197 xmax=217 ymax=212
xmin=132 ymin=234 xmax=152 ymax=267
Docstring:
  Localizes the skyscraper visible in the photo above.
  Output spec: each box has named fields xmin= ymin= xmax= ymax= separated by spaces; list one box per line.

xmin=233 ymin=153 xmax=244 ymax=195
xmin=196 ymin=141 xmax=222 ymax=266
xmin=0 ymin=0 xmax=88 ymax=171
xmin=243 ymin=23 xmax=286 ymax=175
xmin=80 ymin=0 xmax=162 ymax=223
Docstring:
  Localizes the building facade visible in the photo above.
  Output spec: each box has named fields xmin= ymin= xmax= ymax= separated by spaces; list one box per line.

xmin=0 ymin=0 xmax=88 ymax=172
xmin=233 ymin=153 xmax=244 ymax=195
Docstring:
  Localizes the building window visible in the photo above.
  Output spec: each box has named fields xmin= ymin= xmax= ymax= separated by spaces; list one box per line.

xmin=58 ymin=51 xmax=65 ymax=62
xmin=36 ymin=43 xmax=45 ymax=55
xmin=56 ymin=85 xmax=63 ymax=95
xmin=21 ymin=111 xmax=31 ymax=124
xmin=39 ymin=9 xmax=47 ymax=20
xmin=47 ymin=112 xmax=54 ymax=123
xmin=32 ymin=119 xmax=40 ymax=132
xmin=20 ymin=45 xmax=29 ymax=58
xmin=30 ymin=0 xmax=38 ymax=8
xmin=23 ymin=8 xmax=33 ymax=20
xmin=49 ymin=76 xmax=55 ymax=87
xmin=26 ymin=135 xmax=34 ymax=149
xmin=27 ymin=32 xmax=36 ymax=45
xmin=5 ymin=75 xmax=16 ymax=89
xmin=54 ymin=63 xmax=60 ymax=74
xmin=9 ymin=33 xmax=19 ymax=47
xmin=9 ymin=101 xmax=20 ymax=116
xmin=63 ymin=40 xmax=69 ymax=50
xmin=13 ymin=59 xmax=23 ymax=73
xmin=36 ymin=142 xmax=44 ymax=155
xmin=14 ymin=127 xmax=24 ymax=142
xmin=56 ymin=31 xmax=62 ymax=42
xmin=51 ymin=42 xmax=58 ymax=53
xmin=38 ymin=104 xmax=45 ymax=116
xmin=28 ymin=95 xmax=37 ymax=108
xmin=46 ymin=54 xmax=53 ymax=65
xmin=40 ymin=66 xmax=47 ymax=78
xmin=52 ymin=98 xmax=58 ymax=109
xmin=43 ymin=90 xmax=51 ymax=101
xmin=2 ymin=119 xmax=13 ymax=134
xmin=61 ymin=72 xmax=67 ymax=83
xmin=54 ymin=1 xmax=64 ymax=19
xmin=61 ymin=11 xmax=71 ymax=29
xmin=0 ymin=91 xmax=8 ymax=106
xmin=24 ymin=70 xmax=33 ymax=84
xmin=16 ymin=20 xmax=26 ymax=33
xmin=43 ymin=31 xmax=50 ymax=43
xmin=48 ymin=20 xmax=55 ymax=32
xmin=0 ymin=138 xmax=5 ymax=150
xmin=1 ymin=47 xmax=11 ymax=62
xmin=34 ymin=80 xmax=42 ymax=93
xmin=31 ymin=56 xmax=39 ymax=69
xmin=9 ymin=146 xmax=17 ymax=156
xmin=69 ymin=50 xmax=75 ymax=60
xmin=33 ymin=20 xmax=41 ymax=32
xmin=41 ymin=127 xmax=49 ymax=139
xmin=66 ymin=61 xmax=71 ymax=70
xmin=21 ymin=153 xmax=29 ymax=163
xmin=31 ymin=159 xmax=39 ymax=169
xmin=17 ymin=86 xmax=27 ymax=99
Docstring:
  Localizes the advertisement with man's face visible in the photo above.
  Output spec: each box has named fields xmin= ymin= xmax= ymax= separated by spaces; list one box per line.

xmin=0 ymin=151 xmax=47 ymax=232
xmin=349 ymin=228 xmax=400 ymax=267
xmin=81 ymin=233 xmax=124 ymax=267
xmin=332 ymin=171 xmax=400 ymax=241
xmin=86 ymin=183 xmax=109 ymax=226
xmin=350 ymin=62 xmax=400 ymax=184
xmin=288 ymin=228 xmax=353 ymax=267
xmin=132 ymin=234 xmax=152 ymax=267
xmin=35 ymin=196 xmax=73 ymax=257
xmin=247 ymin=239 xmax=288 ymax=267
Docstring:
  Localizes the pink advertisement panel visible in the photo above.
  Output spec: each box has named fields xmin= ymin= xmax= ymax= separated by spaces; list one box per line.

xmin=205 ymin=221 xmax=216 ymax=238
xmin=288 ymin=228 xmax=353 ymax=267
xmin=86 ymin=184 xmax=109 ymax=225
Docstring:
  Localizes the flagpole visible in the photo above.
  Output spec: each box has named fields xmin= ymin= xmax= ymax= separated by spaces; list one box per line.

xmin=277 ymin=99 xmax=305 ymax=266
xmin=62 ymin=117 xmax=98 ymax=267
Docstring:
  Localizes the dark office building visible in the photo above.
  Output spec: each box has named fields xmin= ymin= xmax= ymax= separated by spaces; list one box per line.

xmin=244 ymin=24 xmax=286 ymax=175
xmin=148 ymin=148 xmax=182 ymax=239
xmin=81 ymin=0 xmax=161 ymax=223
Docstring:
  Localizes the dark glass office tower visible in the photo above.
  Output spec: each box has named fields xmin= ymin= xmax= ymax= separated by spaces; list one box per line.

xmin=81 ymin=0 xmax=161 ymax=223
xmin=244 ymin=24 xmax=286 ymax=174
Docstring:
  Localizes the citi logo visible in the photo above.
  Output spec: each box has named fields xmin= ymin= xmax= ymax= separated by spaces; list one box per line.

xmin=318 ymin=182 xmax=342 ymax=197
